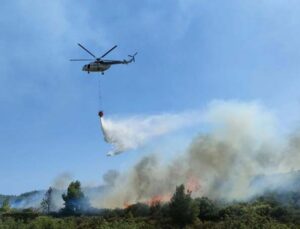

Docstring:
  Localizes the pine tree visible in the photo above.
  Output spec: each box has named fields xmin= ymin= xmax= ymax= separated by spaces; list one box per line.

xmin=169 ymin=184 xmax=199 ymax=227
xmin=61 ymin=181 xmax=90 ymax=215
xmin=0 ymin=198 xmax=10 ymax=213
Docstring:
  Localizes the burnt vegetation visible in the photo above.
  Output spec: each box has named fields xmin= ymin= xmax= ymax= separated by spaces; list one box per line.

xmin=1 ymin=182 xmax=300 ymax=228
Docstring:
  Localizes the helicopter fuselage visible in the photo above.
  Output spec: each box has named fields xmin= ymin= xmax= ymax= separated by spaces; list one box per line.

xmin=82 ymin=61 xmax=111 ymax=73
xmin=71 ymin=43 xmax=137 ymax=74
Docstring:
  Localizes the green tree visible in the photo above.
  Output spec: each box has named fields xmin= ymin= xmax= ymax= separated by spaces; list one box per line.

xmin=126 ymin=202 xmax=150 ymax=217
xmin=169 ymin=184 xmax=199 ymax=227
xmin=195 ymin=197 xmax=218 ymax=221
xmin=0 ymin=197 xmax=10 ymax=213
xmin=61 ymin=181 xmax=90 ymax=215
xmin=150 ymin=201 xmax=162 ymax=218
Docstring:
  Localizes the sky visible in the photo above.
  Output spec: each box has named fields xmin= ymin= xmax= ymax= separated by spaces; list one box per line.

xmin=1 ymin=0 xmax=300 ymax=195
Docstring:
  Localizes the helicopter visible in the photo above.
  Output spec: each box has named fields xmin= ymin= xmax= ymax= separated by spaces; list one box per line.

xmin=70 ymin=43 xmax=137 ymax=75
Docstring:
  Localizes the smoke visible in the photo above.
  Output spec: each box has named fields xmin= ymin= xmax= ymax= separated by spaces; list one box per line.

xmin=10 ymin=100 xmax=300 ymax=210
xmin=8 ymin=173 xmax=73 ymax=210
xmin=53 ymin=172 xmax=73 ymax=190
xmin=44 ymin=173 xmax=74 ymax=211
xmin=91 ymin=100 xmax=300 ymax=208
xmin=100 ymin=112 xmax=201 ymax=156
xmin=10 ymin=191 xmax=45 ymax=209
xmin=102 ymin=170 xmax=120 ymax=187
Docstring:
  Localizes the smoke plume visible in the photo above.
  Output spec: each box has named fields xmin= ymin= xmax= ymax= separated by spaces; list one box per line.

xmin=91 ymin=100 xmax=300 ymax=208
xmin=53 ymin=172 xmax=73 ymax=190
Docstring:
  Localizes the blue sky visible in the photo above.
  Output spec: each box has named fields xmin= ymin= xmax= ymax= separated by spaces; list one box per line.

xmin=1 ymin=0 xmax=300 ymax=195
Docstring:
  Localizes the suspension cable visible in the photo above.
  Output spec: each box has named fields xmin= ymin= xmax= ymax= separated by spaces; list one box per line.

xmin=98 ymin=76 xmax=103 ymax=111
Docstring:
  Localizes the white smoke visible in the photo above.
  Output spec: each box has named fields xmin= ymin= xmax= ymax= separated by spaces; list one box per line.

xmin=49 ymin=173 xmax=74 ymax=210
xmin=11 ymin=100 xmax=300 ymax=210
xmin=53 ymin=172 xmax=73 ymax=190
xmin=100 ymin=112 xmax=201 ymax=156
xmin=92 ymin=100 xmax=300 ymax=208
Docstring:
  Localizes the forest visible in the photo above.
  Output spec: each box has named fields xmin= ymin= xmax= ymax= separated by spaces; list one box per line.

xmin=1 ymin=181 xmax=300 ymax=229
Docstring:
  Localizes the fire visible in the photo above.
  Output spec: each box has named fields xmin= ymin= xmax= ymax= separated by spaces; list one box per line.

xmin=123 ymin=177 xmax=201 ymax=208
xmin=146 ymin=193 xmax=172 ymax=206
xmin=123 ymin=194 xmax=172 ymax=208
xmin=186 ymin=176 xmax=201 ymax=193
xmin=123 ymin=201 xmax=131 ymax=208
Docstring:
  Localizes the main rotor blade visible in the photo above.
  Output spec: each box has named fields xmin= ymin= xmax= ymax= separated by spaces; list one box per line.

xmin=70 ymin=59 xmax=94 ymax=61
xmin=77 ymin=43 xmax=96 ymax=58
xmin=129 ymin=52 xmax=138 ymax=57
xmin=100 ymin=45 xmax=117 ymax=59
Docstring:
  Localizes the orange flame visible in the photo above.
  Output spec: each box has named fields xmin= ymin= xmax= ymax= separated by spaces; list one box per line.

xmin=123 ymin=176 xmax=201 ymax=208
xmin=186 ymin=176 xmax=201 ymax=193
xmin=123 ymin=193 xmax=172 ymax=208
xmin=146 ymin=193 xmax=172 ymax=206
xmin=123 ymin=201 xmax=131 ymax=209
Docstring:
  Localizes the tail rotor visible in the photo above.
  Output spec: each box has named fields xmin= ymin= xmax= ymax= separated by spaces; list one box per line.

xmin=128 ymin=52 xmax=138 ymax=63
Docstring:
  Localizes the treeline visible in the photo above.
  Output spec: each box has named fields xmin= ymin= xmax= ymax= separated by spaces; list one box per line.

xmin=1 ymin=182 xmax=300 ymax=228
